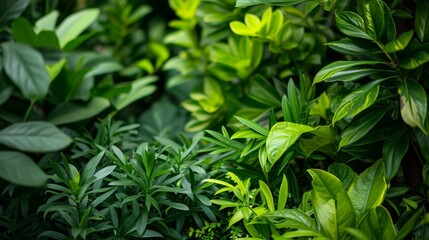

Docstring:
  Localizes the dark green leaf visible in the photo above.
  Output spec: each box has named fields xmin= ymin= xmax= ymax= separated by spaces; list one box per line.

xmin=328 ymin=163 xmax=358 ymax=190
xmin=336 ymin=11 xmax=372 ymax=40
xmin=415 ymin=0 xmax=429 ymax=43
xmin=0 ymin=122 xmax=72 ymax=152
xmin=326 ymin=38 xmax=380 ymax=56
xmin=0 ymin=151 xmax=48 ymax=187
xmin=399 ymin=51 xmax=429 ymax=69
xmin=313 ymin=60 xmax=383 ymax=84
xmin=1 ymin=42 xmax=50 ymax=99
xmin=11 ymin=17 xmax=36 ymax=45
xmin=358 ymin=0 xmax=385 ymax=40
xmin=382 ymin=130 xmax=409 ymax=181
xmin=0 ymin=0 xmax=30 ymax=27
xmin=357 ymin=206 xmax=396 ymax=240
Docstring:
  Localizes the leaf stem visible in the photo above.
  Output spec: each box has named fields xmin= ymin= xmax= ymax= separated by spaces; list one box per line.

xmin=23 ymin=100 xmax=36 ymax=122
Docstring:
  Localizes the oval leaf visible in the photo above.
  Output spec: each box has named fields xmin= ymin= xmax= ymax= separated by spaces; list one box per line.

xmin=0 ymin=122 xmax=72 ymax=152
xmin=0 ymin=151 xmax=48 ymax=187
xmin=382 ymin=130 xmax=409 ymax=181
xmin=0 ymin=0 xmax=30 ymax=27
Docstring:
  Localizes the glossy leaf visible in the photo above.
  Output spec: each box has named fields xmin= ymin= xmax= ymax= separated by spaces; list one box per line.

xmin=358 ymin=0 xmax=385 ymax=40
xmin=357 ymin=206 xmax=396 ymax=240
xmin=339 ymin=108 xmax=387 ymax=148
xmin=278 ymin=175 xmax=288 ymax=210
xmin=384 ymin=30 xmax=414 ymax=53
xmin=399 ymin=51 xmax=429 ymax=69
xmin=399 ymin=80 xmax=427 ymax=134
xmin=328 ymin=163 xmax=358 ymax=190
xmin=0 ymin=122 xmax=72 ymax=152
xmin=263 ymin=208 xmax=317 ymax=231
xmin=333 ymin=79 xmax=382 ymax=125
xmin=0 ymin=151 xmax=48 ymax=187
xmin=1 ymin=42 xmax=50 ymax=99
xmin=415 ymin=0 xmax=429 ymax=43
xmin=56 ymin=8 xmax=100 ymax=48
xmin=266 ymin=122 xmax=314 ymax=163
xmin=313 ymin=60 xmax=382 ymax=84
xmin=336 ymin=11 xmax=372 ymax=40
xmin=0 ymin=0 xmax=30 ymax=27
xmin=348 ymin=160 xmax=387 ymax=223
xmin=326 ymin=38 xmax=380 ymax=56
xmin=259 ymin=181 xmax=275 ymax=212
xmin=47 ymin=97 xmax=110 ymax=125
xmin=383 ymin=130 xmax=409 ymax=181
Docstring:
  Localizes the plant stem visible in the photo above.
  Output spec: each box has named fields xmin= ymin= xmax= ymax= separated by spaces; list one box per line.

xmin=23 ymin=100 xmax=36 ymax=122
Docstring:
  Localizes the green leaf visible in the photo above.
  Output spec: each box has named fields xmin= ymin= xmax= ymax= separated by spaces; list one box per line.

xmin=332 ymin=79 xmax=382 ymax=125
xmin=235 ymin=0 xmax=312 ymax=7
xmin=263 ymin=209 xmax=317 ymax=232
xmin=348 ymin=160 xmax=387 ymax=223
xmin=0 ymin=86 xmax=13 ymax=106
xmin=357 ymin=206 xmax=396 ymax=240
xmin=384 ymin=30 xmax=414 ymax=53
xmin=230 ymin=21 xmax=256 ymax=36
xmin=0 ymin=0 xmax=30 ymax=27
xmin=114 ymin=77 xmax=157 ymax=110
xmin=1 ymin=42 xmax=50 ymax=99
xmin=33 ymin=30 xmax=60 ymax=49
xmin=399 ymin=80 xmax=428 ymax=134
xmin=0 ymin=151 xmax=48 ymax=187
xmin=382 ymin=130 xmax=409 ymax=181
xmin=399 ymin=51 xmax=429 ymax=70
xmin=35 ymin=10 xmax=59 ymax=33
xmin=339 ymin=108 xmax=387 ymax=148
xmin=0 ymin=122 xmax=72 ymax=152
xmin=415 ymin=0 xmax=429 ymax=43
xmin=229 ymin=208 xmax=244 ymax=227
xmin=358 ymin=0 xmax=385 ymax=40
xmin=266 ymin=122 xmax=314 ymax=164
xmin=328 ymin=163 xmax=358 ymax=190
xmin=336 ymin=11 xmax=372 ymax=40
xmin=234 ymin=116 xmax=269 ymax=136
xmin=326 ymin=38 xmax=380 ymax=56
xmin=259 ymin=181 xmax=275 ymax=212
xmin=278 ymin=175 xmax=288 ymax=210
xmin=47 ymin=97 xmax=110 ymax=125
xmin=11 ymin=17 xmax=36 ymax=45
xmin=56 ymin=8 xmax=100 ymax=48
xmin=313 ymin=60 xmax=383 ymax=84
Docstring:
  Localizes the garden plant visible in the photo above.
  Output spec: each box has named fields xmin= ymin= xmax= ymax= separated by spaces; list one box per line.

xmin=0 ymin=0 xmax=428 ymax=239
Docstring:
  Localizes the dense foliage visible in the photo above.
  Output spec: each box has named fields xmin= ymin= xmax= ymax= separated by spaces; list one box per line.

xmin=0 ymin=0 xmax=428 ymax=239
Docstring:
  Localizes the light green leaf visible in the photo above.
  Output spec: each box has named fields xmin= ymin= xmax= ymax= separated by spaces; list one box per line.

xmin=333 ymin=79 xmax=382 ymax=125
xmin=0 ymin=151 xmax=48 ymax=187
xmin=263 ymin=208 xmax=317 ymax=232
xmin=348 ymin=160 xmax=387 ymax=223
xmin=235 ymin=0 xmax=312 ymax=7
xmin=1 ymin=42 xmax=50 ymax=99
xmin=0 ymin=122 xmax=72 ymax=152
xmin=383 ymin=130 xmax=409 ymax=181
xmin=399 ymin=80 xmax=428 ymax=134
xmin=357 ymin=206 xmax=396 ymax=239
xmin=0 ymin=0 xmax=30 ymax=27
xmin=384 ymin=30 xmax=414 ymax=53
xmin=266 ymin=122 xmax=314 ymax=164
xmin=259 ymin=181 xmax=275 ymax=212
xmin=230 ymin=21 xmax=256 ymax=36
xmin=399 ymin=51 xmax=429 ymax=70
xmin=313 ymin=60 xmax=382 ymax=84
xmin=339 ymin=108 xmax=387 ymax=148
xmin=229 ymin=208 xmax=244 ymax=227
xmin=56 ymin=8 xmax=99 ymax=48
xmin=47 ymin=97 xmax=110 ymax=125
xmin=46 ymin=59 xmax=66 ymax=81
xmin=35 ymin=10 xmax=59 ymax=33
xmin=278 ymin=175 xmax=288 ymax=210
xmin=114 ymin=77 xmax=157 ymax=111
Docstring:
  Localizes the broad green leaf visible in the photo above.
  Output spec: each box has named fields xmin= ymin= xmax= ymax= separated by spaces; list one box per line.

xmin=299 ymin=125 xmax=335 ymax=157
xmin=399 ymin=51 xmax=429 ymax=70
xmin=1 ymin=42 xmax=50 ymax=99
xmin=357 ymin=206 xmax=396 ymax=239
xmin=0 ymin=0 xmax=30 ymax=27
xmin=33 ymin=30 xmax=60 ymax=49
xmin=399 ymin=80 xmax=428 ymax=134
xmin=230 ymin=21 xmax=256 ymax=36
xmin=47 ymin=97 xmax=110 ymax=125
xmin=339 ymin=108 xmax=387 ymax=148
xmin=0 ymin=151 xmax=48 ymax=187
xmin=229 ymin=208 xmax=244 ymax=227
xmin=415 ymin=129 xmax=429 ymax=161
xmin=358 ymin=0 xmax=385 ymax=40
xmin=336 ymin=11 xmax=372 ymax=40
xmin=114 ymin=77 xmax=157 ymax=110
xmin=11 ymin=17 xmax=36 ymax=45
xmin=278 ymin=175 xmax=288 ymax=210
xmin=35 ymin=10 xmax=59 ymax=33
xmin=56 ymin=8 xmax=100 ymax=48
xmin=415 ymin=0 xmax=429 ymax=43
xmin=313 ymin=60 xmax=382 ymax=84
xmin=266 ymin=122 xmax=314 ymax=163
xmin=328 ymin=163 xmax=358 ymax=190
xmin=332 ymin=79 xmax=382 ymax=125
xmin=308 ymin=169 xmax=345 ymax=203
xmin=259 ymin=181 xmax=275 ymax=212
xmin=383 ymin=130 xmax=409 ymax=181
xmin=384 ymin=30 xmax=414 ymax=53
xmin=263 ymin=209 xmax=317 ymax=232
xmin=326 ymin=38 xmax=380 ymax=56
xmin=0 ymin=122 xmax=72 ymax=152
xmin=348 ymin=160 xmax=387 ymax=223
xmin=235 ymin=0 xmax=312 ymax=7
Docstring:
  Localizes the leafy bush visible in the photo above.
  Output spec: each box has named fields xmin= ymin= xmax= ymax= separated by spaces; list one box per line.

xmin=1 ymin=0 xmax=429 ymax=239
